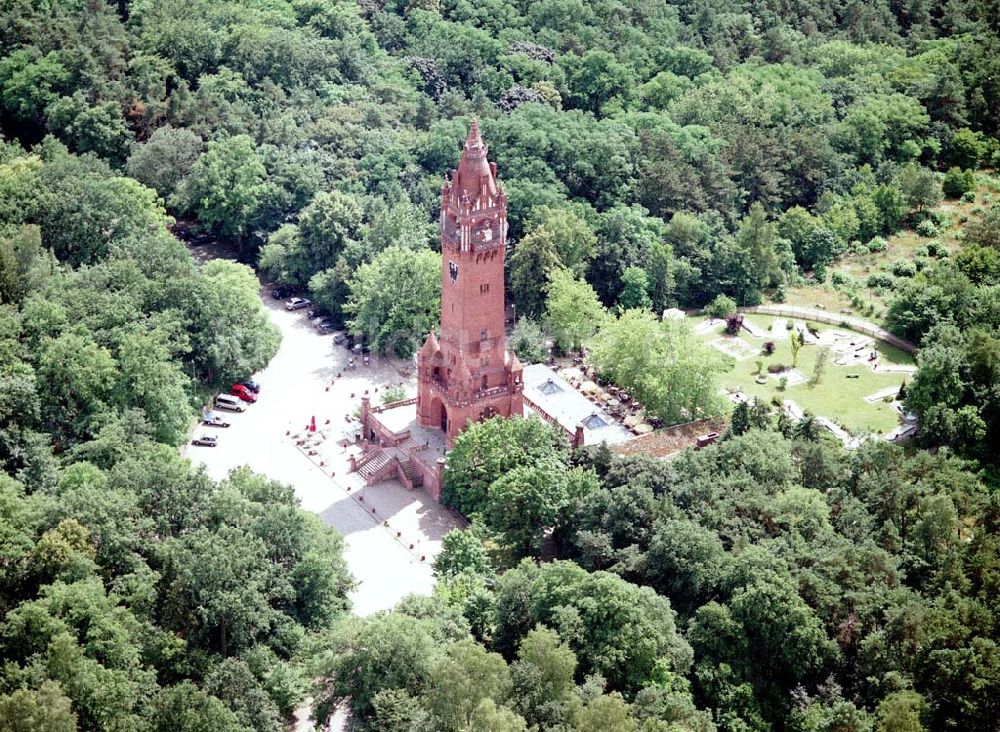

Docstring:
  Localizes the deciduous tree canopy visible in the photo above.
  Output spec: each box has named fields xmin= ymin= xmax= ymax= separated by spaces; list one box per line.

xmin=2 ymin=0 xmax=1000 ymax=728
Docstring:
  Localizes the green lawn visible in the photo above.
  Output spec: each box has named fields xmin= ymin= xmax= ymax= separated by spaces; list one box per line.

xmin=695 ymin=315 xmax=916 ymax=435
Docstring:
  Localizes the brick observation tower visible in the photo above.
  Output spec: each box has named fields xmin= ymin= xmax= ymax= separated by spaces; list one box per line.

xmin=415 ymin=120 xmax=523 ymax=445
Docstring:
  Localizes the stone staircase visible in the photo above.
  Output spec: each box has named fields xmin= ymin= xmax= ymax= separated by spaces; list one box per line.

xmin=353 ymin=440 xmax=429 ymax=491
xmin=356 ymin=449 xmax=394 ymax=483
xmin=399 ymin=458 xmax=423 ymax=489
xmin=399 ymin=435 xmax=420 ymax=450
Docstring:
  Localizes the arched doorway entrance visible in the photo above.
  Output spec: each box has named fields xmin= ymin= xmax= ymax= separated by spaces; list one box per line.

xmin=439 ymin=400 xmax=448 ymax=433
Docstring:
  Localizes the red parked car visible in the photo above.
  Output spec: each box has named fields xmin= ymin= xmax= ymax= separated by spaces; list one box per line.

xmin=230 ymin=383 xmax=258 ymax=403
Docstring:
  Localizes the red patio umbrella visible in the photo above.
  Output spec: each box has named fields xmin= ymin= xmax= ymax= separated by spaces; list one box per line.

xmin=309 ymin=416 xmax=317 ymax=433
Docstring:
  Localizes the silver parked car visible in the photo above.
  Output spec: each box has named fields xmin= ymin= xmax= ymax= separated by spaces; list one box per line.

xmin=202 ymin=411 xmax=231 ymax=428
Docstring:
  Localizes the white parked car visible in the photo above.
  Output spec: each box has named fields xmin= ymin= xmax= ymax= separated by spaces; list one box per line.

xmin=214 ymin=394 xmax=247 ymax=412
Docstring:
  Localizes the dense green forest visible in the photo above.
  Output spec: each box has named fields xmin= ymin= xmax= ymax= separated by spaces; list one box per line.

xmin=1 ymin=0 xmax=999 ymax=730
xmin=317 ymin=417 xmax=999 ymax=731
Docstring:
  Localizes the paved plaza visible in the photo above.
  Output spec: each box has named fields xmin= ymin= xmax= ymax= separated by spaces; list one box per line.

xmin=186 ymin=290 xmax=462 ymax=616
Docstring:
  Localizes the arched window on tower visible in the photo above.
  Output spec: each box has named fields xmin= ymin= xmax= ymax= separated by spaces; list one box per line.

xmin=473 ymin=220 xmax=493 ymax=243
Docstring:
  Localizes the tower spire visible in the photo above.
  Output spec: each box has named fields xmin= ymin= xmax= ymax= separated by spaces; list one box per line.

xmin=465 ymin=118 xmax=484 ymax=153
xmin=448 ymin=119 xmax=495 ymax=208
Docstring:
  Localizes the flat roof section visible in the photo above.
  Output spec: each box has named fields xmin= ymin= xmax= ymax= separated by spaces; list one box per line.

xmin=522 ymin=364 xmax=634 ymax=446
xmin=371 ymin=402 xmax=448 ymax=460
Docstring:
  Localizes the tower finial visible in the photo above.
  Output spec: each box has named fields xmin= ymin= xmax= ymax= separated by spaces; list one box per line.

xmin=465 ymin=118 xmax=483 ymax=151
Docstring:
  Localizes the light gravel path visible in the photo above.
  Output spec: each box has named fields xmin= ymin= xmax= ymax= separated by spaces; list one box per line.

xmin=865 ymin=385 xmax=901 ymax=403
xmin=188 ymin=290 xmax=453 ymax=617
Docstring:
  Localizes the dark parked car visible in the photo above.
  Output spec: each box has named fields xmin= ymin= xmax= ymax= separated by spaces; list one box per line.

xmin=191 ymin=435 xmax=218 ymax=447
xmin=333 ymin=332 xmax=346 ymax=345
xmin=271 ymin=285 xmax=293 ymax=299
xmin=307 ymin=307 xmax=329 ymax=319
xmin=239 ymin=379 xmax=260 ymax=393
xmin=316 ymin=318 xmax=339 ymax=332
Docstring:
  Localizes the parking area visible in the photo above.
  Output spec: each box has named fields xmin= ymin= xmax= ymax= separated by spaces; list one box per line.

xmin=186 ymin=288 xmax=461 ymax=616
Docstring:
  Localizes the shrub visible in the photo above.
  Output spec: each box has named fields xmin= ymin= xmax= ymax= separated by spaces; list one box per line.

xmin=830 ymin=271 xmax=850 ymax=286
xmin=866 ymin=236 xmax=888 ymax=253
xmin=785 ymin=320 xmax=794 ymax=330
xmin=725 ymin=314 xmax=743 ymax=335
xmin=866 ymin=272 xmax=893 ymax=289
xmin=891 ymin=259 xmax=916 ymax=277
xmin=915 ymin=219 xmax=938 ymax=237
xmin=809 ymin=347 xmax=830 ymax=386
xmin=778 ymin=376 xmax=788 ymax=391
xmin=767 ymin=363 xmax=787 ymax=374
xmin=763 ymin=341 xmax=776 ymax=355
xmin=913 ymin=245 xmax=929 ymax=258
xmin=705 ymin=293 xmax=737 ymax=320
xmin=925 ymin=240 xmax=946 ymax=257
xmin=943 ymin=167 xmax=976 ymax=199
xmin=961 ymin=191 xmax=976 ymax=203
xmin=848 ymin=240 xmax=868 ymax=256
xmin=381 ymin=385 xmax=407 ymax=404
xmin=914 ymin=256 xmax=931 ymax=272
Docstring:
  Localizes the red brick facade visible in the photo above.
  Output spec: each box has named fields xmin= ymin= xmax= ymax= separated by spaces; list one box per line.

xmin=416 ymin=121 xmax=523 ymax=446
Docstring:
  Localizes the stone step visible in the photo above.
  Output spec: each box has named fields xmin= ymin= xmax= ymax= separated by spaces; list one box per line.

xmin=400 ymin=459 xmax=423 ymax=488
xmin=358 ymin=450 xmax=391 ymax=480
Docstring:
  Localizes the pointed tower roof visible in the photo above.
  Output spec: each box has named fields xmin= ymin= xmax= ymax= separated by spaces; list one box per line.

xmin=456 ymin=355 xmax=474 ymax=384
xmin=448 ymin=119 xmax=498 ymax=207
xmin=508 ymin=351 xmax=523 ymax=373
xmin=419 ymin=330 xmax=440 ymax=359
